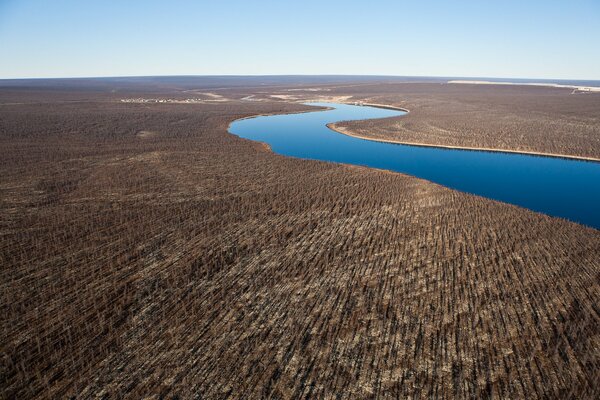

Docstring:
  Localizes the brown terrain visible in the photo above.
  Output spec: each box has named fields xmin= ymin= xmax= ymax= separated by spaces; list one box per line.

xmin=1 ymin=78 xmax=599 ymax=399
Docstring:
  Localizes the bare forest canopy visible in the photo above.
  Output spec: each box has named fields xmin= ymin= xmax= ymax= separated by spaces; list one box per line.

xmin=1 ymin=80 xmax=599 ymax=398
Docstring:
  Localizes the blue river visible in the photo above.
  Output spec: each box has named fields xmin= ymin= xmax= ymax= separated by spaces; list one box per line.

xmin=229 ymin=102 xmax=600 ymax=229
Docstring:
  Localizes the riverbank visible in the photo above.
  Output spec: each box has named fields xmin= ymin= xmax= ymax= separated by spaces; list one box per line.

xmin=231 ymin=99 xmax=600 ymax=162
xmin=327 ymin=122 xmax=600 ymax=162
xmin=315 ymin=82 xmax=600 ymax=161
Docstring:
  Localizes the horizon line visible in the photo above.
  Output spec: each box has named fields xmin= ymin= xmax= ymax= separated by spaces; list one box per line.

xmin=1 ymin=74 xmax=600 ymax=83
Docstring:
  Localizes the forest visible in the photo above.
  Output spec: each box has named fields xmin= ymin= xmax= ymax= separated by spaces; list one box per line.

xmin=1 ymin=78 xmax=599 ymax=398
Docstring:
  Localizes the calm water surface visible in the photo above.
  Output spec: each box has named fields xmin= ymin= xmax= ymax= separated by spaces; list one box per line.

xmin=229 ymin=102 xmax=600 ymax=229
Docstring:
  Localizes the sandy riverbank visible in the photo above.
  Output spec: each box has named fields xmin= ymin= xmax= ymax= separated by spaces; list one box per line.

xmin=327 ymin=122 xmax=600 ymax=162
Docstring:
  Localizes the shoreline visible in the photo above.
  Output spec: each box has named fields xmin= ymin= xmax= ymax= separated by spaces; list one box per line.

xmin=229 ymin=100 xmax=600 ymax=163
xmin=359 ymin=102 xmax=410 ymax=112
xmin=326 ymin=123 xmax=600 ymax=163
xmin=226 ymin=103 xmax=335 ymax=152
xmin=230 ymin=103 xmax=333 ymax=123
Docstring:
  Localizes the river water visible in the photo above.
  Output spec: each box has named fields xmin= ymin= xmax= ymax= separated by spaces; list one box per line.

xmin=229 ymin=102 xmax=600 ymax=229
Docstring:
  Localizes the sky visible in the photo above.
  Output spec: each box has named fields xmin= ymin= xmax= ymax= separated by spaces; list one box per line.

xmin=0 ymin=0 xmax=599 ymax=80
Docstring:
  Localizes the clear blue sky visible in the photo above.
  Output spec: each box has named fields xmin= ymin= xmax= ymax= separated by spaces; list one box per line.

xmin=1 ymin=0 xmax=599 ymax=79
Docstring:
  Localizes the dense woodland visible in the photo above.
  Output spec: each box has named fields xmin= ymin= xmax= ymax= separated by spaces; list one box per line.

xmin=1 ymin=81 xmax=599 ymax=398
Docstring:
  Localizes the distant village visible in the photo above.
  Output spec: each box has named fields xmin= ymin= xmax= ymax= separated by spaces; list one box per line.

xmin=120 ymin=98 xmax=207 ymax=104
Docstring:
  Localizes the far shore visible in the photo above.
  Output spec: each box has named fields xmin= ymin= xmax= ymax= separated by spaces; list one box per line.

xmin=358 ymin=102 xmax=409 ymax=112
xmin=327 ymin=122 xmax=600 ymax=163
